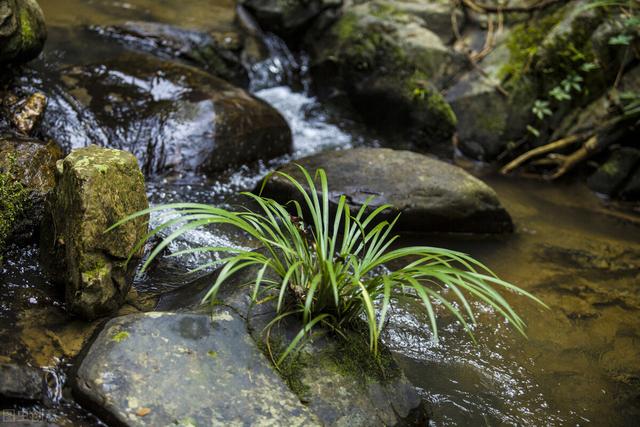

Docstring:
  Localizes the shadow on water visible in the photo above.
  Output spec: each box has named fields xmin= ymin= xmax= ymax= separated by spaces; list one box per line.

xmin=2 ymin=0 xmax=640 ymax=425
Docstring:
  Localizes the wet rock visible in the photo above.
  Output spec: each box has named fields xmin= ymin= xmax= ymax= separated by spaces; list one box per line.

xmin=445 ymin=39 xmax=523 ymax=161
xmin=74 ymin=310 xmax=320 ymax=426
xmin=261 ymin=148 xmax=513 ymax=233
xmin=0 ymin=136 xmax=62 ymax=246
xmin=375 ymin=0 xmax=463 ymax=42
xmin=158 ymin=262 xmax=428 ymax=426
xmin=92 ymin=21 xmax=249 ymax=88
xmin=35 ymin=55 xmax=292 ymax=176
xmin=40 ymin=146 xmax=149 ymax=319
xmin=241 ymin=0 xmax=342 ymax=37
xmin=587 ymin=148 xmax=640 ymax=197
xmin=0 ymin=363 xmax=43 ymax=401
xmin=620 ymin=166 xmax=640 ymax=201
xmin=307 ymin=1 xmax=460 ymax=150
xmin=2 ymin=91 xmax=47 ymax=135
xmin=0 ymin=0 xmax=47 ymax=64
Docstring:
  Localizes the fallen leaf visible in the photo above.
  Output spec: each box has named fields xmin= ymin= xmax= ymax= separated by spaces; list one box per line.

xmin=136 ymin=407 xmax=151 ymax=417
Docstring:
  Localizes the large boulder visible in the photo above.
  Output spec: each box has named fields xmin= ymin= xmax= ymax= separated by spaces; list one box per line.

xmin=0 ymin=0 xmax=46 ymax=64
xmin=24 ymin=54 xmax=292 ymax=176
xmin=261 ymin=148 xmax=513 ymax=233
xmin=91 ymin=21 xmax=250 ymax=88
xmin=40 ymin=146 xmax=149 ymax=319
xmin=307 ymin=1 xmax=461 ymax=151
xmin=0 ymin=135 xmax=62 ymax=248
xmin=74 ymin=310 xmax=320 ymax=426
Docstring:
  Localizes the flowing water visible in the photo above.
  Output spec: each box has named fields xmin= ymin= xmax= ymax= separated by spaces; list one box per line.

xmin=2 ymin=1 xmax=640 ymax=425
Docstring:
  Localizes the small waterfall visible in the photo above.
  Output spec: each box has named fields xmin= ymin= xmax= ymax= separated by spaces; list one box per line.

xmin=249 ymin=33 xmax=302 ymax=92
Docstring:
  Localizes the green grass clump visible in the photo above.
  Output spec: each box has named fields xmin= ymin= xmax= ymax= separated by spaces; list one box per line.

xmin=112 ymin=166 xmax=546 ymax=365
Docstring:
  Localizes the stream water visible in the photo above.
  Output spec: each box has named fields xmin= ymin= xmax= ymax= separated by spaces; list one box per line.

xmin=2 ymin=1 xmax=640 ymax=425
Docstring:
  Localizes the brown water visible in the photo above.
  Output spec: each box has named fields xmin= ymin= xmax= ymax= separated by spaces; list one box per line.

xmin=2 ymin=1 xmax=640 ymax=425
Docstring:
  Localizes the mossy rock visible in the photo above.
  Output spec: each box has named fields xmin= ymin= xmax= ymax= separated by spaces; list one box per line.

xmin=308 ymin=1 xmax=460 ymax=150
xmin=588 ymin=147 xmax=640 ymax=197
xmin=0 ymin=135 xmax=62 ymax=252
xmin=0 ymin=0 xmax=47 ymax=64
xmin=40 ymin=146 xmax=149 ymax=319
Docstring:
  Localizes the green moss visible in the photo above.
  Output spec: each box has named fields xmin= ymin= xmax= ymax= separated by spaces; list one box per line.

xmin=19 ymin=8 xmax=34 ymax=45
xmin=257 ymin=336 xmax=311 ymax=398
xmin=407 ymin=71 xmax=457 ymax=128
xmin=325 ymin=330 xmax=401 ymax=386
xmin=0 ymin=159 xmax=29 ymax=259
xmin=112 ymin=331 xmax=130 ymax=342
xmin=499 ymin=9 xmax=566 ymax=86
xmin=207 ymin=350 xmax=218 ymax=359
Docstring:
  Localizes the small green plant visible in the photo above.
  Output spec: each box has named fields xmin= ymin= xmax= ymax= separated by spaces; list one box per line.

xmin=112 ymin=167 xmax=545 ymax=365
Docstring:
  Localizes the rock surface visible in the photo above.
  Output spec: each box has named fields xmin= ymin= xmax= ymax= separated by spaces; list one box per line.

xmin=241 ymin=0 xmax=342 ymax=37
xmin=0 ymin=363 xmax=43 ymax=401
xmin=40 ymin=146 xmax=149 ymax=319
xmin=261 ymin=148 xmax=513 ymax=233
xmin=0 ymin=136 xmax=62 ymax=246
xmin=92 ymin=21 xmax=250 ymax=88
xmin=587 ymin=148 xmax=640 ymax=197
xmin=0 ymin=0 xmax=47 ymax=64
xmin=26 ymin=54 xmax=292 ymax=176
xmin=74 ymin=310 xmax=320 ymax=426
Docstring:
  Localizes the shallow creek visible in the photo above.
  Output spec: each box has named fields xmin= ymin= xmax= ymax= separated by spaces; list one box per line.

xmin=1 ymin=1 xmax=639 ymax=425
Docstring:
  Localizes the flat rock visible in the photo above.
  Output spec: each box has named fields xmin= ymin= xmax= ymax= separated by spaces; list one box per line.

xmin=74 ymin=310 xmax=319 ymax=426
xmin=261 ymin=148 xmax=513 ymax=233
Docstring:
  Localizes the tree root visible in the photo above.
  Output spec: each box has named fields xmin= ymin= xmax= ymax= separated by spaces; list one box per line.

xmin=500 ymin=107 xmax=639 ymax=180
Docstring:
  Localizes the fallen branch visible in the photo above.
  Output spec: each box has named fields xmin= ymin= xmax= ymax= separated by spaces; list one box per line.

xmin=500 ymin=132 xmax=588 ymax=175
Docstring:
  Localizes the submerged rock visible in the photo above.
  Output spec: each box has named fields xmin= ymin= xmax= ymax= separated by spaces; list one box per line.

xmin=261 ymin=148 xmax=513 ymax=233
xmin=74 ymin=310 xmax=319 ymax=426
xmin=0 ymin=135 xmax=62 ymax=245
xmin=40 ymin=146 xmax=149 ymax=320
xmin=0 ymin=0 xmax=47 ymax=64
xmin=27 ymin=54 xmax=292 ymax=176
xmin=92 ymin=21 xmax=250 ymax=88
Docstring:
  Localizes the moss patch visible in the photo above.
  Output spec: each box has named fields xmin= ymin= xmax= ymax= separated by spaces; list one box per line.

xmin=499 ymin=9 xmax=567 ymax=87
xmin=0 ymin=160 xmax=29 ymax=259
xmin=112 ymin=331 xmax=130 ymax=342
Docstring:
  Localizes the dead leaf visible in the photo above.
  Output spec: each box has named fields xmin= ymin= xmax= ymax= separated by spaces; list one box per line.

xmin=136 ymin=407 xmax=151 ymax=417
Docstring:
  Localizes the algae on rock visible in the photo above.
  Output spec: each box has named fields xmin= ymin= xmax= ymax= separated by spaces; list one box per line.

xmin=40 ymin=146 xmax=149 ymax=319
